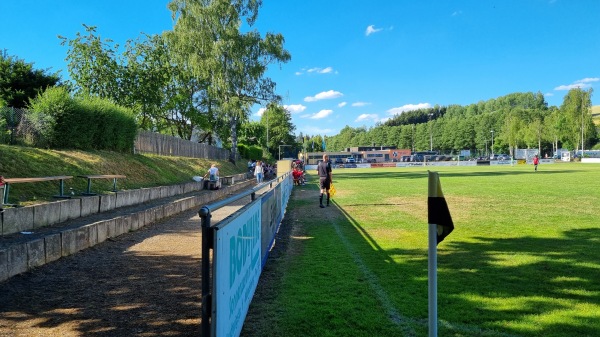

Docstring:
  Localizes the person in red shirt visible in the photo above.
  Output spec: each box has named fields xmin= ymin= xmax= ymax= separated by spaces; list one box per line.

xmin=292 ymin=166 xmax=304 ymax=185
xmin=533 ymin=155 xmax=539 ymax=171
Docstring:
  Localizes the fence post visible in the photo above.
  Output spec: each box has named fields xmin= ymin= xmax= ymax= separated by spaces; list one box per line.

xmin=199 ymin=206 xmax=213 ymax=337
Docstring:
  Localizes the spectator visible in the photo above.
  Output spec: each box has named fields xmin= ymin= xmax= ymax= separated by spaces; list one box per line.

xmin=292 ymin=165 xmax=305 ymax=185
xmin=203 ymin=164 xmax=218 ymax=180
xmin=254 ymin=160 xmax=264 ymax=183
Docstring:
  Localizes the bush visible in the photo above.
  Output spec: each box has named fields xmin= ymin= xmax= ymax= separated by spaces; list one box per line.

xmin=248 ymin=145 xmax=262 ymax=160
xmin=27 ymin=87 xmax=137 ymax=151
xmin=237 ymin=143 xmax=249 ymax=159
xmin=27 ymin=87 xmax=71 ymax=147
xmin=237 ymin=143 xmax=263 ymax=160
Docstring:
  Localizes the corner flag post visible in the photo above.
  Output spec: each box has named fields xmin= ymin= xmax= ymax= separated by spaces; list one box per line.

xmin=427 ymin=171 xmax=454 ymax=337
xmin=428 ymin=214 xmax=438 ymax=337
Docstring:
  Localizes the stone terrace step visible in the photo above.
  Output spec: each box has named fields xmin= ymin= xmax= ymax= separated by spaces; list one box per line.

xmin=0 ymin=178 xmax=255 ymax=283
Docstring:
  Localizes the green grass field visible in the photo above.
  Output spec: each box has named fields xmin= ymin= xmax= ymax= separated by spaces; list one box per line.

xmin=243 ymin=162 xmax=600 ymax=337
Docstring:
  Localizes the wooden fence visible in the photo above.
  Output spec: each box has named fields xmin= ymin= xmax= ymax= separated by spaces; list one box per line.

xmin=134 ymin=130 xmax=232 ymax=160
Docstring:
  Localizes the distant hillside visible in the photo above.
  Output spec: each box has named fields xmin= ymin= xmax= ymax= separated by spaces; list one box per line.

xmin=593 ymin=105 xmax=600 ymax=126
xmin=0 ymin=145 xmax=248 ymax=205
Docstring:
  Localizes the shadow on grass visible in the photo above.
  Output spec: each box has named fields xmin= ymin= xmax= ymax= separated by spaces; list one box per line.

xmin=331 ymin=198 xmax=600 ymax=337
xmin=338 ymin=169 xmax=584 ymax=181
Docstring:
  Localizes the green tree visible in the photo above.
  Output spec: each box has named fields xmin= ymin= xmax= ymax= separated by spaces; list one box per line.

xmin=59 ymin=25 xmax=123 ymax=100
xmin=0 ymin=51 xmax=60 ymax=108
xmin=543 ymin=107 xmax=564 ymax=155
xmin=259 ymin=103 xmax=296 ymax=157
xmin=560 ymin=88 xmax=595 ymax=152
xmin=166 ymin=0 xmax=290 ymax=162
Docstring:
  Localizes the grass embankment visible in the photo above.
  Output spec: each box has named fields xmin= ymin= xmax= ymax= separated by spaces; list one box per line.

xmin=592 ymin=105 xmax=600 ymax=126
xmin=0 ymin=144 xmax=247 ymax=205
xmin=244 ymin=163 xmax=600 ymax=337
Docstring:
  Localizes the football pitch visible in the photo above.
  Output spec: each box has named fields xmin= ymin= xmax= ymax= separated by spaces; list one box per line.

xmin=242 ymin=163 xmax=600 ymax=337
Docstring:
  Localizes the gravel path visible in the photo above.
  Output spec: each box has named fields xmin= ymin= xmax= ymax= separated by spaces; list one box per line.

xmin=0 ymin=194 xmax=253 ymax=337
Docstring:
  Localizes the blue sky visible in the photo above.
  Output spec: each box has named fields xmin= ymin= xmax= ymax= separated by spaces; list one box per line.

xmin=2 ymin=1 xmax=599 ymax=137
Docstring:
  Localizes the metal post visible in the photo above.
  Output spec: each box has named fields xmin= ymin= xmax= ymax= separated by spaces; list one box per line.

xmin=1 ymin=184 xmax=6 ymax=205
xmin=428 ymin=221 xmax=438 ymax=337
xmin=59 ymin=179 xmax=65 ymax=197
xmin=199 ymin=206 xmax=213 ymax=337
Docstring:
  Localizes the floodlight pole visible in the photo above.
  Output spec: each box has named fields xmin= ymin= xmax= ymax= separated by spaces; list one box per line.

xmin=490 ymin=130 xmax=495 ymax=159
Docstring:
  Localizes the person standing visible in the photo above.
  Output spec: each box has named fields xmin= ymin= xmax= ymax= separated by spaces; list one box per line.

xmin=254 ymin=160 xmax=264 ymax=183
xmin=317 ymin=154 xmax=333 ymax=208
xmin=533 ymin=154 xmax=539 ymax=172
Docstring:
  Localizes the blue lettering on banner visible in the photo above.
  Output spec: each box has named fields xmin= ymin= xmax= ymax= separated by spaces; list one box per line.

xmin=229 ymin=211 xmax=260 ymax=288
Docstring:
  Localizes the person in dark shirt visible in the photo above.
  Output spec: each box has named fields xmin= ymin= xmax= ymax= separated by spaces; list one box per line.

xmin=317 ymin=154 xmax=333 ymax=208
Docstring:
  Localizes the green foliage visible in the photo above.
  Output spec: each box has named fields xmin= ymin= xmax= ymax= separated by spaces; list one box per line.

xmin=27 ymin=86 xmax=137 ymax=151
xmin=0 ymin=51 xmax=61 ymax=108
xmin=166 ymin=0 xmax=291 ymax=162
xmin=260 ymin=103 xmax=298 ymax=156
xmin=26 ymin=86 xmax=71 ymax=147
xmin=326 ymin=91 xmax=598 ymax=156
xmin=79 ymin=97 xmax=138 ymax=152
xmin=237 ymin=143 xmax=265 ymax=160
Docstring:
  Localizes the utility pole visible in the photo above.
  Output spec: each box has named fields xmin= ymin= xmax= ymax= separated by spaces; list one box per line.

xmin=490 ymin=130 xmax=495 ymax=159
xmin=581 ymin=91 xmax=585 ymax=157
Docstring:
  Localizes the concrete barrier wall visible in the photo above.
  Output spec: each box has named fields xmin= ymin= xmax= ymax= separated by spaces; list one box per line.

xmin=0 ymin=179 xmax=255 ymax=282
xmin=1 ymin=178 xmax=229 ymax=236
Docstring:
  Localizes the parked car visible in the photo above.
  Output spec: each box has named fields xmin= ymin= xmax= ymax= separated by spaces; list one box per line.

xmin=497 ymin=154 xmax=511 ymax=161
xmin=346 ymin=157 xmax=356 ymax=163
xmin=334 ymin=158 xmax=344 ymax=164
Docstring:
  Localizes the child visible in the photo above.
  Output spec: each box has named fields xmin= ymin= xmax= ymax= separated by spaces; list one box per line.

xmin=533 ymin=155 xmax=539 ymax=171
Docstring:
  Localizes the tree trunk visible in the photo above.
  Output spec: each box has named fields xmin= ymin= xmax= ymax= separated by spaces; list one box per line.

xmin=229 ymin=115 xmax=238 ymax=163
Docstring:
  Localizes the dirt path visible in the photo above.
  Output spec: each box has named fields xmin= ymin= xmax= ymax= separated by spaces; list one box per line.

xmin=0 ymin=196 xmax=251 ymax=337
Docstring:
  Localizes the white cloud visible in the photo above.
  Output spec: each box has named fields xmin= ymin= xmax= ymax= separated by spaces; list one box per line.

xmin=309 ymin=109 xmax=333 ymax=119
xmin=555 ymin=84 xmax=587 ymax=90
xmin=554 ymin=83 xmax=590 ymax=91
xmin=452 ymin=10 xmax=463 ymax=16
xmin=255 ymin=107 xmax=266 ymax=116
xmin=366 ymin=25 xmax=383 ymax=36
xmin=304 ymin=90 xmax=343 ymax=102
xmin=352 ymin=101 xmax=370 ymax=107
xmin=338 ymin=102 xmax=347 ymax=108
xmin=355 ymin=114 xmax=379 ymax=123
xmin=284 ymin=104 xmax=307 ymax=114
xmin=295 ymin=71 xmax=303 ymax=76
xmin=301 ymin=126 xmax=336 ymax=135
xmin=387 ymin=103 xmax=432 ymax=115
xmin=544 ymin=92 xmax=554 ymax=97
xmin=554 ymin=78 xmax=599 ymax=91
xmin=577 ymin=77 xmax=600 ymax=83
xmin=305 ymin=66 xmax=334 ymax=74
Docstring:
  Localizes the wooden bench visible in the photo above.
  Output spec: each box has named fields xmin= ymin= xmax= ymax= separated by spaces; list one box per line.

xmin=2 ymin=176 xmax=73 ymax=205
xmin=77 ymin=175 xmax=126 ymax=195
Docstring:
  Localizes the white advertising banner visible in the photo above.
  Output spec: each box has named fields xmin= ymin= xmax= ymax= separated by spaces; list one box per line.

xmin=215 ymin=201 xmax=262 ymax=337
